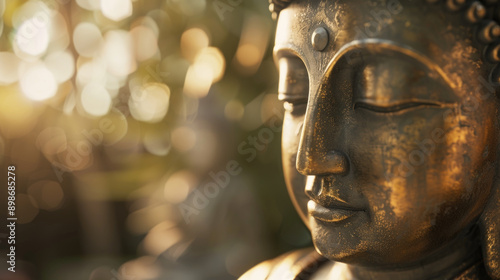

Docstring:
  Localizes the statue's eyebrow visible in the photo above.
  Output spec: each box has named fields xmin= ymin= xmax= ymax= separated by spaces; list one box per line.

xmin=329 ymin=39 xmax=456 ymax=89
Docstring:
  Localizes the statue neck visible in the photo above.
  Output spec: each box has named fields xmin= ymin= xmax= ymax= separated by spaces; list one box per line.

xmin=339 ymin=226 xmax=483 ymax=280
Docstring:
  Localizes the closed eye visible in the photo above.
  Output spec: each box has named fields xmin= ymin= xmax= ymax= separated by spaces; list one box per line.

xmin=354 ymin=101 xmax=441 ymax=113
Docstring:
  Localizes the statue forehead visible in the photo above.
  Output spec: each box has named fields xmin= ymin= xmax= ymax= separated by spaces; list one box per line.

xmin=274 ymin=0 xmax=481 ymax=91
xmin=275 ymin=0 xmax=469 ymax=56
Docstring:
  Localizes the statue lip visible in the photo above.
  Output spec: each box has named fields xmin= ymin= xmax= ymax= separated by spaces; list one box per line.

xmin=307 ymin=200 xmax=363 ymax=223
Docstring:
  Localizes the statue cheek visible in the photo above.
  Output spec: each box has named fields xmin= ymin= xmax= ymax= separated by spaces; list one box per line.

xmin=350 ymin=109 xmax=492 ymax=221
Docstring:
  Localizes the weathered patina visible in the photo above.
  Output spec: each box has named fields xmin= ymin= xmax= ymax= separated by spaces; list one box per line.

xmin=241 ymin=0 xmax=500 ymax=279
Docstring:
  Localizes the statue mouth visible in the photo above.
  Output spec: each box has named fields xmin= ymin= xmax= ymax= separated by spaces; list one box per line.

xmin=307 ymin=200 xmax=364 ymax=223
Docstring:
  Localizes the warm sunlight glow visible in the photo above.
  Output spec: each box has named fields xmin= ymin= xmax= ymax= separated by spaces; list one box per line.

xmin=20 ymin=63 xmax=57 ymax=101
xmin=80 ymin=83 xmax=112 ymax=116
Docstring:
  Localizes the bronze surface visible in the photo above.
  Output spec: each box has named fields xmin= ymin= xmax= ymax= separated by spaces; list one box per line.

xmin=242 ymin=0 xmax=500 ymax=279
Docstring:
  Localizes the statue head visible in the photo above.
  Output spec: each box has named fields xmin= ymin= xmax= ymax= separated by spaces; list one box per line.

xmin=273 ymin=0 xmax=500 ymax=277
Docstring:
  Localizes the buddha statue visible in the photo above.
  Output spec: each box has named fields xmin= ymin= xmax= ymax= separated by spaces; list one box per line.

xmin=240 ymin=0 xmax=500 ymax=279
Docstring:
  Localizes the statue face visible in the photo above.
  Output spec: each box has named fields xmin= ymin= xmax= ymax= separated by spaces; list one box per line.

xmin=276 ymin=0 xmax=499 ymax=266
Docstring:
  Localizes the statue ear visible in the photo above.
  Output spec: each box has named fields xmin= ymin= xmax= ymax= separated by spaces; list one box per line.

xmin=479 ymin=177 xmax=500 ymax=279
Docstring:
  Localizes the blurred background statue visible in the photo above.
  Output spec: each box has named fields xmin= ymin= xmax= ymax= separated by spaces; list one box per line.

xmin=241 ymin=0 xmax=500 ymax=279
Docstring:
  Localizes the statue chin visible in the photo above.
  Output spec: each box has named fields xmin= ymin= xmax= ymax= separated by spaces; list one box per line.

xmin=241 ymin=0 xmax=500 ymax=279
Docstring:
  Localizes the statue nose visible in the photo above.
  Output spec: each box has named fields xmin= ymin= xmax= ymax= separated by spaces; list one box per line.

xmin=295 ymin=71 xmax=350 ymax=177
xmin=295 ymin=109 xmax=350 ymax=176
xmin=296 ymin=148 xmax=349 ymax=176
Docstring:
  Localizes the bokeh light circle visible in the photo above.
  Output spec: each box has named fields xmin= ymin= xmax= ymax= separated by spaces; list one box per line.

xmin=73 ymin=22 xmax=103 ymax=57
xmin=45 ymin=51 xmax=75 ymax=83
xmin=15 ymin=15 xmax=50 ymax=57
xmin=129 ymin=83 xmax=170 ymax=123
xmin=101 ymin=0 xmax=133 ymax=21
xmin=20 ymin=63 xmax=58 ymax=101
xmin=80 ymin=83 xmax=112 ymax=116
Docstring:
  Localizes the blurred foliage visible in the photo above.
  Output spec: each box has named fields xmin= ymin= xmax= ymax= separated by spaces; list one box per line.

xmin=0 ymin=0 xmax=310 ymax=279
